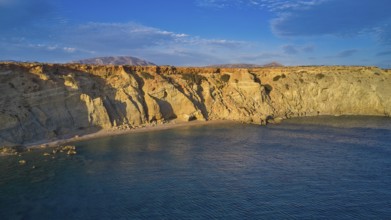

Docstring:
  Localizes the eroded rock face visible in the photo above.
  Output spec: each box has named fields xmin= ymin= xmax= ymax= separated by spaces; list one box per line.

xmin=0 ymin=63 xmax=390 ymax=146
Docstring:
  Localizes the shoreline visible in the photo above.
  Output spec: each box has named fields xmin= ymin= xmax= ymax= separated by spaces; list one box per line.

xmin=25 ymin=119 xmax=231 ymax=150
xmin=2 ymin=115 xmax=390 ymax=156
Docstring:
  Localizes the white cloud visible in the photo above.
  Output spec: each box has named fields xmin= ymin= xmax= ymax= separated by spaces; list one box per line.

xmin=196 ymin=0 xmax=326 ymax=10
xmin=196 ymin=0 xmax=230 ymax=8
xmin=24 ymin=44 xmax=80 ymax=54
xmin=60 ymin=22 xmax=247 ymax=53
xmin=63 ymin=47 xmax=76 ymax=53
xmin=0 ymin=20 xmax=254 ymax=65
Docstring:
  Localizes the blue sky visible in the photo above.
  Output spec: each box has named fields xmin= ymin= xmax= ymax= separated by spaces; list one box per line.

xmin=1 ymin=0 xmax=391 ymax=67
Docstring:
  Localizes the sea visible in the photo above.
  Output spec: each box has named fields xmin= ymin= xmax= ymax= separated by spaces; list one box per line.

xmin=0 ymin=116 xmax=390 ymax=219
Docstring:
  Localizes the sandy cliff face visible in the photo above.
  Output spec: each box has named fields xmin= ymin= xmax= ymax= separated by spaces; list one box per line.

xmin=0 ymin=63 xmax=390 ymax=146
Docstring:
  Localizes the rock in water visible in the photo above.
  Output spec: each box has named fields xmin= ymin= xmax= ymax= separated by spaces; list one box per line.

xmin=67 ymin=149 xmax=77 ymax=155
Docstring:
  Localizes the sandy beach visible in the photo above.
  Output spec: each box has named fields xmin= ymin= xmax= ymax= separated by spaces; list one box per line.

xmin=25 ymin=119 xmax=231 ymax=150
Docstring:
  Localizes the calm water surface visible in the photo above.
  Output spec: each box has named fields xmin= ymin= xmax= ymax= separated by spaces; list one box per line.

xmin=1 ymin=116 xmax=391 ymax=219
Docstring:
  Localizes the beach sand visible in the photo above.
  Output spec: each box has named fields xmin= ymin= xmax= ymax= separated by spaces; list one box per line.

xmin=25 ymin=120 xmax=231 ymax=150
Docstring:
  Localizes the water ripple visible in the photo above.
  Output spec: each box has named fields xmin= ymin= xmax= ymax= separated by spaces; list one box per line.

xmin=0 ymin=116 xmax=391 ymax=219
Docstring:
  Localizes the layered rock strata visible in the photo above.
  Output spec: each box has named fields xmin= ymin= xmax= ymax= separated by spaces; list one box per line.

xmin=0 ymin=63 xmax=390 ymax=146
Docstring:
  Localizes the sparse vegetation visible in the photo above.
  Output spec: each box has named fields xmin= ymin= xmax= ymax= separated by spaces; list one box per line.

xmin=220 ymin=74 xmax=230 ymax=82
xmin=316 ymin=73 xmax=325 ymax=79
xmin=31 ymin=78 xmax=39 ymax=83
xmin=8 ymin=82 xmax=15 ymax=89
xmin=63 ymin=75 xmax=76 ymax=84
xmin=273 ymin=75 xmax=281 ymax=81
xmin=141 ymin=72 xmax=155 ymax=80
xmin=264 ymin=84 xmax=273 ymax=94
xmin=182 ymin=73 xmax=206 ymax=85
xmin=273 ymin=74 xmax=286 ymax=81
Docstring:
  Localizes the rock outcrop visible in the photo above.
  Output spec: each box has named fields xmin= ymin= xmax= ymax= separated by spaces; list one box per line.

xmin=0 ymin=63 xmax=390 ymax=146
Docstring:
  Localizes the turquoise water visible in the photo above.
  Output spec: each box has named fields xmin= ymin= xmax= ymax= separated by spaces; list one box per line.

xmin=1 ymin=116 xmax=391 ymax=219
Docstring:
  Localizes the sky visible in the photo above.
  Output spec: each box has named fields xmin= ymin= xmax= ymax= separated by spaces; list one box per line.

xmin=1 ymin=0 xmax=391 ymax=67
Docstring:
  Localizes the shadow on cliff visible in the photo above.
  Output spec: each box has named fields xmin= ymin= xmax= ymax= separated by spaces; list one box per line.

xmin=60 ymin=65 xmax=132 ymax=128
xmin=130 ymin=68 xmax=178 ymax=121
xmin=0 ymin=64 xmax=96 ymax=145
xmin=158 ymin=72 xmax=209 ymax=120
xmin=0 ymin=64 xmax=145 ymax=146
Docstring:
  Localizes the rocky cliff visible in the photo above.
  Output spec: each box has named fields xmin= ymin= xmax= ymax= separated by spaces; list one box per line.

xmin=0 ymin=62 xmax=390 ymax=147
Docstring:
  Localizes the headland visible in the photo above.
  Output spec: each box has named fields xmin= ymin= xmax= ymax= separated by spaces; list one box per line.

xmin=0 ymin=62 xmax=390 ymax=149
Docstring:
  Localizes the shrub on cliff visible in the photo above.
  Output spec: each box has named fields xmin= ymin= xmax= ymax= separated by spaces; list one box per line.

xmin=316 ymin=73 xmax=325 ymax=79
xmin=182 ymin=73 xmax=206 ymax=85
xmin=273 ymin=74 xmax=286 ymax=81
xmin=273 ymin=75 xmax=281 ymax=81
xmin=141 ymin=72 xmax=155 ymax=80
xmin=220 ymin=74 xmax=230 ymax=83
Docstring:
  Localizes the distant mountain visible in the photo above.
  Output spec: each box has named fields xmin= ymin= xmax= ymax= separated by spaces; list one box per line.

xmin=206 ymin=62 xmax=283 ymax=68
xmin=0 ymin=60 xmax=18 ymax=63
xmin=205 ymin=63 xmax=262 ymax=68
xmin=262 ymin=62 xmax=284 ymax=67
xmin=72 ymin=56 xmax=156 ymax=66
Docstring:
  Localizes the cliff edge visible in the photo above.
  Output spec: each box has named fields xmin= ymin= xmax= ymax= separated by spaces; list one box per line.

xmin=0 ymin=63 xmax=390 ymax=147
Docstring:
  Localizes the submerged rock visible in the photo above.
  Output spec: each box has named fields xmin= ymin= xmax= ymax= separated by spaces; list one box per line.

xmin=62 ymin=145 xmax=76 ymax=151
xmin=0 ymin=146 xmax=25 ymax=156
xmin=60 ymin=145 xmax=77 ymax=155
xmin=67 ymin=149 xmax=77 ymax=155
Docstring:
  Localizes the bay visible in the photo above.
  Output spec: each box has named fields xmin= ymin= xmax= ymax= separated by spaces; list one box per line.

xmin=1 ymin=116 xmax=391 ymax=219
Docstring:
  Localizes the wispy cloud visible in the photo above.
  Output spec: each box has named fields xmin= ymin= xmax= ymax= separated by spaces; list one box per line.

xmin=26 ymin=44 xmax=77 ymax=53
xmin=271 ymin=0 xmax=391 ymax=39
xmin=196 ymin=0 xmax=231 ymax=8
xmin=60 ymin=22 xmax=249 ymax=60
xmin=326 ymin=49 xmax=358 ymax=58
xmin=0 ymin=19 xmax=252 ymax=65
xmin=255 ymin=0 xmax=327 ymax=11
xmin=196 ymin=0 xmax=326 ymax=10
xmin=282 ymin=45 xmax=298 ymax=54
xmin=375 ymin=23 xmax=391 ymax=46
xmin=63 ymin=22 xmax=186 ymax=50
xmin=281 ymin=44 xmax=315 ymax=55
xmin=196 ymin=0 xmax=391 ymax=47
xmin=181 ymin=37 xmax=247 ymax=49
xmin=302 ymin=45 xmax=315 ymax=53
xmin=376 ymin=50 xmax=391 ymax=57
